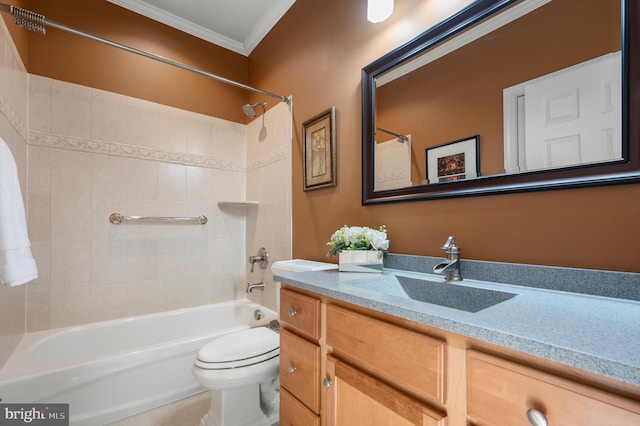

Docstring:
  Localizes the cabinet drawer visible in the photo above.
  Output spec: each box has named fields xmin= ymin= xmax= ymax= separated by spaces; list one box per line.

xmin=326 ymin=304 xmax=445 ymax=404
xmin=467 ymin=350 xmax=640 ymax=426
xmin=280 ymin=288 xmax=320 ymax=340
xmin=280 ymin=388 xmax=320 ymax=426
xmin=280 ymin=328 xmax=321 ymax=413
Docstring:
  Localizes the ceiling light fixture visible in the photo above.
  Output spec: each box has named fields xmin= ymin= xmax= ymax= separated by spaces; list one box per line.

xmin=367 ymin=0 xmax=394 ymax=23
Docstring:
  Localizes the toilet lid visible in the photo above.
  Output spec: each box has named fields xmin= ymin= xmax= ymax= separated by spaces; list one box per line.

xmin=197 ymin=327 xmax=279 ymax=365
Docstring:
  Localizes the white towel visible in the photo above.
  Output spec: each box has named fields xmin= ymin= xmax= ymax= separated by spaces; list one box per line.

xmin=0 ymin=137 xmax=38 ymax=287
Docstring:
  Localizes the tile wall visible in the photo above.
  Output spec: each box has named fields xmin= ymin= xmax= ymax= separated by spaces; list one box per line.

xmin=26 ymin=75 xmax=292 ymax=332
xmin=0 ymin=18 xmax=28 ymax=367
xmin=26 ymin=75 xmax=251 ymax=331
xmin=245 ymin=100 xmax=293 ymax=312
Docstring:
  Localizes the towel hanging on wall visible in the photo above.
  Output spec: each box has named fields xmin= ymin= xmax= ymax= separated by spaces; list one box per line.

xmin=0 ymin=137 xmax=38 ymax=287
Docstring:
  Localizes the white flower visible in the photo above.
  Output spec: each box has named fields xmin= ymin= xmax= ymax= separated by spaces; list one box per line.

xmin=343 ymin=226 xmax=364 ymax=246
xmin=369 ymin=229 xmax=389 ymax=251
xmin=326 ymin=225 xmax=389 ymax=256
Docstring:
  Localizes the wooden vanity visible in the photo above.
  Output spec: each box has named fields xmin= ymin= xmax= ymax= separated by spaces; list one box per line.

xmin=278 ymin=285 xmax=640 ymax=426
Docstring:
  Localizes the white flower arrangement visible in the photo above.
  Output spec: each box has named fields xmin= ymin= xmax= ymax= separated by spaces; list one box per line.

xmin=326 ymin=225 xmax=389 ymax=257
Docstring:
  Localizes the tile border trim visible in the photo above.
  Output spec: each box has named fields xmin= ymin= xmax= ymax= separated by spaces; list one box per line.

xmin=0 ymin=95 xmax=27 ymax=140
xmin=28 ymin=130 xmax=287 ymax=171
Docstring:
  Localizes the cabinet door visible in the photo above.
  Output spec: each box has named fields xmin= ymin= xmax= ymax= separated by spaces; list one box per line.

xmin=326 ymin=355 xmax=446 ymax=426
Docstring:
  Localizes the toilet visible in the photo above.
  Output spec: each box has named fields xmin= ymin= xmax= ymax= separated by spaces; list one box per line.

xmin=192 ymin=326 xmax=280 ymax=426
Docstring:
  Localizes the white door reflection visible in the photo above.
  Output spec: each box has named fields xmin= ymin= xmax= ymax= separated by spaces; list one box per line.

xmin=504 ymin=51 xmax=622 ymax=173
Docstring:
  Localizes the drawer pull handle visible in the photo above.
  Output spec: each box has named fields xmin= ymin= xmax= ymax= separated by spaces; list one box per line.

xmin=526 ymin=409 xmax=548 ymax=426
xmin=288 ymin=307 xmax=297 ymax=317
xmin=322 ymin=377 xmax=332 ymax=389
xmin=288 ymin=364 xmax=296 ymax=374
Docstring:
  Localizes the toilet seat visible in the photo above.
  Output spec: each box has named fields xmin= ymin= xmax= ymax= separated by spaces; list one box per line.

xmin=195 ymin=327 xmax=279 ymax=370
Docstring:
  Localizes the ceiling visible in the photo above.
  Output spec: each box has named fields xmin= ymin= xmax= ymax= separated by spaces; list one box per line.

xmin=106 ymin=0 xmax=297 ymax=56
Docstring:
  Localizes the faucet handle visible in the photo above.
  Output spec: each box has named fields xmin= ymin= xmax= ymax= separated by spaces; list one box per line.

xmin=248 ymin=247 xmax=269 ymax=272
xmin=441 ymin=235 xmax=456 ymax=250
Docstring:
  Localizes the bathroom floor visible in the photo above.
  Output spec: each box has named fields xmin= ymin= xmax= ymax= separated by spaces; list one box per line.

xmin=109 ymin=392 xmax=278 ymax=426
xmin=109 ymin=392 xmax=210 ymax=426
xmin=109 ymin=392 xmax=280 ymax=426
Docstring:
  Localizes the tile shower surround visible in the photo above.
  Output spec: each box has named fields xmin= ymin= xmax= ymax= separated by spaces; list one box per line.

xmin=0 ymin=14 xmax=292 ymax=371
xmin=26 ymin=75 xmax=248 ymax=331
xmin=26 ymin=74 xmax=291 ymax=332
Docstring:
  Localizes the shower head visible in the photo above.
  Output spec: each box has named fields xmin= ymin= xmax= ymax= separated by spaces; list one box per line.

xmin=242 ymin=102 xmax=267 ymax=118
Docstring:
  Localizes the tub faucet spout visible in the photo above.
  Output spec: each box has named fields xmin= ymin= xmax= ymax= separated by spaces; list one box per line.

xmin=433 ymin=235 xmax=462 ymax=282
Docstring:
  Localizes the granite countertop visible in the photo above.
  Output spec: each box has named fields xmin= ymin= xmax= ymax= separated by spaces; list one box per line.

xmin=274 ymin=266 xmax=640 ymax=387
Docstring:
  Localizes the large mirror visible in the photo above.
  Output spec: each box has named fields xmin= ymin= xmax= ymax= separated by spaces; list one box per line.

xmin=362 ymin=0 xmax=639 ymax=204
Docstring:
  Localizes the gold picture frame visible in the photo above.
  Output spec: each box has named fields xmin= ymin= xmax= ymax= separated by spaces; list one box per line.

xmin=303 ymin=107 xmax=337 ymax=191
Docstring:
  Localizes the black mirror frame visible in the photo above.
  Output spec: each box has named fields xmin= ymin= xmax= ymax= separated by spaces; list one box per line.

xmin=362 ymin=0 xmax=639 ymax=205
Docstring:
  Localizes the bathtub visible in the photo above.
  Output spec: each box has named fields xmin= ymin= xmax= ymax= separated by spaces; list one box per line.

xmin=0 ymin=299 xmax=277 ymax=425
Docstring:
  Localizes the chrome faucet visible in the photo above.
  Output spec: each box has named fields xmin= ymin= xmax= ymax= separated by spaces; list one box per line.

xmin=433 ymin=235 xmax=462 ymax=282
xmin=247 ymin=282 xmax=265 ymax=293
xmin=249 ymin=247 xmax=269 ymax=273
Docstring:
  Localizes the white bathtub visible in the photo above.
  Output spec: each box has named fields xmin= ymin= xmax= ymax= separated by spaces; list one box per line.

xmin=0 ymin=299 xmax=277 ymax=425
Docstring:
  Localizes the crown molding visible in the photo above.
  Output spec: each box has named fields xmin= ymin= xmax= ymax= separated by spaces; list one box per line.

xmin=243 ymin=0 xmax=296 ymax=55
xmin=107 ymin=0 xmax=245 ymax=55
xmin=107 ymin=0 xmax=295 ymax=56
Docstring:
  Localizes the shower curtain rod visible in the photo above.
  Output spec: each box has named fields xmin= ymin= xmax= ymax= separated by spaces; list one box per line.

xmin=376 ymin=127 xmax=409 ymax=143
xmin=0 ymin=3 xmax=290 ymax=105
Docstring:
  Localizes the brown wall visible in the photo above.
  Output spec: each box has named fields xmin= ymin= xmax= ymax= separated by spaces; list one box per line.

xmin=23 ymin=0 xmax=250 ymax=123
xmin=250 ymin=0 xmax=640 ymax=273
xmin=8 ymin=0 xmax=640 ymax=272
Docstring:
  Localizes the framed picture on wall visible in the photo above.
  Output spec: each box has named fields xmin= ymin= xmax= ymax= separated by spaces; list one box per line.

xmin=426 ymin=135 xmax=480 ymax=184
xmin=303 ymin=107 xmax=337 ymax=191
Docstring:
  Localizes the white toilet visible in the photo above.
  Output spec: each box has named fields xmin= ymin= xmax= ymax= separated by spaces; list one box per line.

xmin=191 ymin=326 xmax=280 ymax=426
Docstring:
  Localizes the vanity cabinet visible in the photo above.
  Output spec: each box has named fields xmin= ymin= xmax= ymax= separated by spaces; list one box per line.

xmin=279 ymin=289 xmax=321 ymax=425
xmin=279 ymin=287 xmax=449 ymax=426
xmin=467 ymin=350 xmax=640 ymax=426
xmin=279 ymin=285 xmax=640 ymax=426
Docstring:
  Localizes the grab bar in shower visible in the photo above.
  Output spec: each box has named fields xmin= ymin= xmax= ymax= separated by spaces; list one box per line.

xmin=109 ymin=213 xmax=208 ymax=225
